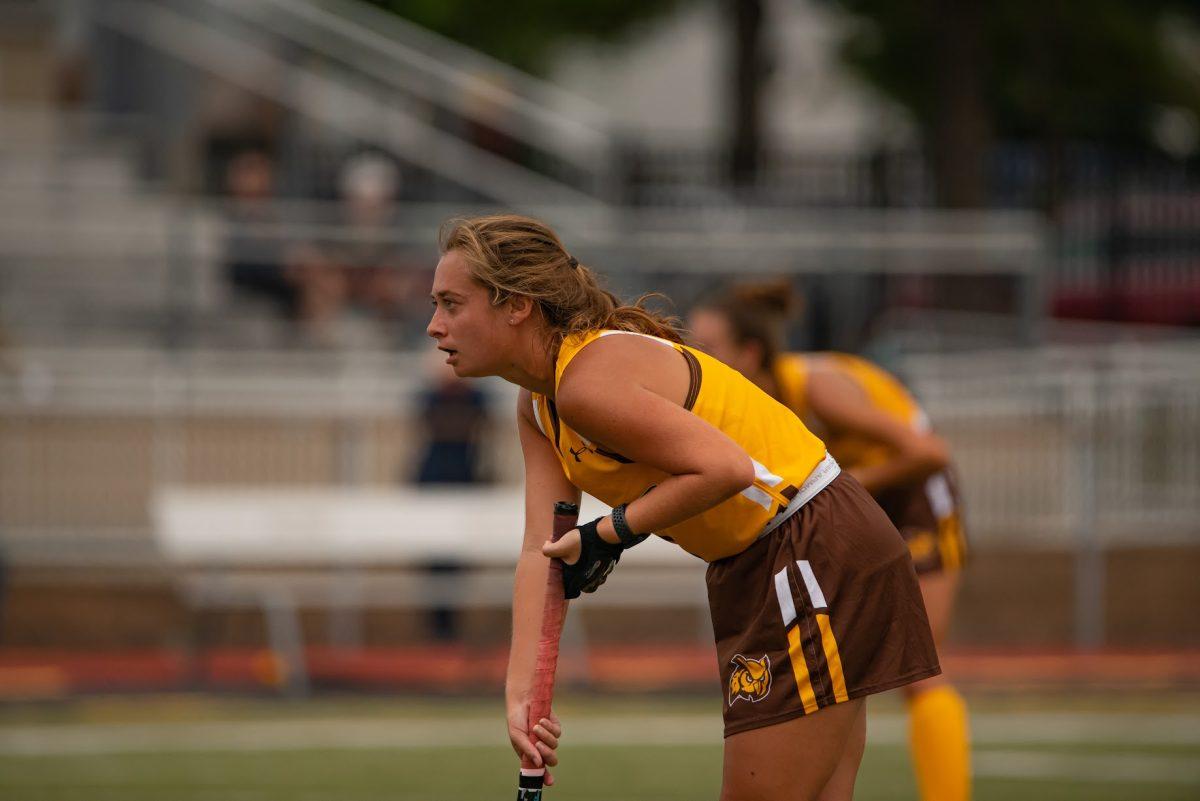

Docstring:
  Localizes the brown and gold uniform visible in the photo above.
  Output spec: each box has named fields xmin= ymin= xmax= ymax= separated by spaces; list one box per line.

xmin=774 ymin=352 xmax=969 ymax=575
xmin=531 ymin=331 xmax=940 ymax=735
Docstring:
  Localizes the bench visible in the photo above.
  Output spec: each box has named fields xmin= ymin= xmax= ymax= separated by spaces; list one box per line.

xmin=153 ymin=486 xmax=709 ymax=693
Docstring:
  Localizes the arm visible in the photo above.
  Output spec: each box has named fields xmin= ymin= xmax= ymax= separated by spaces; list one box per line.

xmin=550 ymin=336 xmax=754 ymax=547
xmin=506 ymin=389 xmax=579 ymax=781
xmin=805 ymin=367 xmax=950 ymax=494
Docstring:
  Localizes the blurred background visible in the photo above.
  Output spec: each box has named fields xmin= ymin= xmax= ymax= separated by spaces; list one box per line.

xmin=0 ymin=0 xmax=1198 ymax=799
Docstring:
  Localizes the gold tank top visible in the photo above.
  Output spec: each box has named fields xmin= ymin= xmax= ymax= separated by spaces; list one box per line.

xmin=773 ymin=352 xmax=926 ymax=470
xmin=531 ymin=331 xmax=830 ymax=562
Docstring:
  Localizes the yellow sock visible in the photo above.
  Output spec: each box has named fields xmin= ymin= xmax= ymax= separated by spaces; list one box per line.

xmin=908 ymin=685 xmax=971 ymax=801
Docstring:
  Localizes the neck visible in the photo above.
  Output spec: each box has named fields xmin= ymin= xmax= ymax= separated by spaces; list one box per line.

xmin=750 ymin=364 xmax=779 ymax=400
xmin=498 ymin=327 xmax=558 ymax=397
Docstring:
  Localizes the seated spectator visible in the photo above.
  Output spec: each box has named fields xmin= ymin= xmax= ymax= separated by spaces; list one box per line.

xmin=223 ymin=150 xmax=349 ymax=346
xmin=331 ymin=153 xmax=429 ymax=344
xmin=223 ymin=150 xmax=296 ymax=318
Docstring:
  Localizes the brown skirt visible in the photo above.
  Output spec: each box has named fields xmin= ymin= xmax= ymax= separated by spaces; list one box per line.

xmin=707 ymin=472 xmax=940 ymax=737
xmin=874 ymin=468 xmax=969 ymax=575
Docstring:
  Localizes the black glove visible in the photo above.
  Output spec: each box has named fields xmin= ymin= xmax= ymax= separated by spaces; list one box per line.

xmin=560 ymin=517 xmax=625 ymax=600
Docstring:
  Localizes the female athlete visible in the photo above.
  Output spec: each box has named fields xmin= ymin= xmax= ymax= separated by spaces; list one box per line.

xmin=427 ymin=217 xmax=940 ymax=800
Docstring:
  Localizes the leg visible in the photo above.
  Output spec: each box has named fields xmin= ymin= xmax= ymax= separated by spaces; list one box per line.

xmin=720 ymin=698 xmax=865 ymax=801
xmin=904 ymin=569 xmax=971 ymax=801
xmin=815 ymin=698 xmax=867 ymax=801
xmin=903 ymin=568 xmax=960 ymax=697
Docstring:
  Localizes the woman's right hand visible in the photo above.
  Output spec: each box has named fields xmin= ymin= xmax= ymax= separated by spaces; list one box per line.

xmin=507 ymin=701 xmax=563 ymax=786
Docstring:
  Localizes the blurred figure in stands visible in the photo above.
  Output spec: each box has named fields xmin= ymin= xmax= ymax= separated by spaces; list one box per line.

xmin=332 ymin=152 xmax=428 ymax=345
xmin=222 ymin=150 xmax=347 ymax=346
xmin=413 ymin=354 xmax=491 ymax=641
xmin=223 ymin=150 xmax=295 ymax=320
xmin=414 ymin=354 xmax=491 ymax=485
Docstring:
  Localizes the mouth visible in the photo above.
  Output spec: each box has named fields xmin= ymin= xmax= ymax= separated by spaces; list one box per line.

xmin=438 ymin=347 xmax=458 ymax=364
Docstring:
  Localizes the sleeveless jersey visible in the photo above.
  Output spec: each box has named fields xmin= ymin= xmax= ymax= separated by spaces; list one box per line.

xmin=531 ymin=330 xmax=829 ymax=562
xmin=773 ymin=352 xmax=927 ymax=470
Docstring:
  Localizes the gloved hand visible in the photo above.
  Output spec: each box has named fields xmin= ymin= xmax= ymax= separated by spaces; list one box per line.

xmin=542 ymin=517 xmax=625 ymax=599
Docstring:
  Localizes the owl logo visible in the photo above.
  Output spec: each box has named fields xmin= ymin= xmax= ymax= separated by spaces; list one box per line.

xmin=728 ymin=653 xmax=772 ymax=706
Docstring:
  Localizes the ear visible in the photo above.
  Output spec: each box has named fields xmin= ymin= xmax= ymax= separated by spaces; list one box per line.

xmin=505 ymin=295 xmax=536 ymax=325
xmin=741 ymin=339 xmax=766 ymax=370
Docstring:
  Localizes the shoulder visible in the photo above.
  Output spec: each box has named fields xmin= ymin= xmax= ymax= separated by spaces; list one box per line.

xmin=557 ymin=332 xmax=680 ymax=411
xmin=804 ymin=352 xmax=846 ymax=381
xmin=562 ymin=331 xmax=678 ymax=381
xmin=775 ymin=351 xmax=808 ymax=376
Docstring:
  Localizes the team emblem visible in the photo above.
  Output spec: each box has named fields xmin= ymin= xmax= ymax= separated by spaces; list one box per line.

xmin=728 ymin=654 xmax=772 ymax=706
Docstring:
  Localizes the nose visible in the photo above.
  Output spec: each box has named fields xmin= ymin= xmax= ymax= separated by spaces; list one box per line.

xmin=427 ymin=307 xmax=445 ymax=340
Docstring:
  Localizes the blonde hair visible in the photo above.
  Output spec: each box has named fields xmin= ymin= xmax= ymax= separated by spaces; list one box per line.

xmin=695 ymin=278 xmax=796 ymax=370
xmin=439 ymin=214 xmax=683 ymax=344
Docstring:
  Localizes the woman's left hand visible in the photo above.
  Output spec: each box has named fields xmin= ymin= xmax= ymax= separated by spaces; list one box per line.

xmin=543 ymin=518 xmax=623 ymax=598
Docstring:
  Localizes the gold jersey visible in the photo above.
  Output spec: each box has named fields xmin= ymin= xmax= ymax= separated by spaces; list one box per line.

xmin=773 ymin=352 xmax=926 ymax=470
xmin=531 ymin=330 xmax=829 ymax=562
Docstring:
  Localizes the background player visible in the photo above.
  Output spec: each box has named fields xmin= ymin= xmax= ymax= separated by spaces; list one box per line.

xmin=690 ymin=279 xmax=971 ymax=801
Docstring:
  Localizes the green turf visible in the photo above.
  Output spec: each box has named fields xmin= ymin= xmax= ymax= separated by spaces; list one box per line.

xmin=0 ymin=691 xmax=1197 ymax=801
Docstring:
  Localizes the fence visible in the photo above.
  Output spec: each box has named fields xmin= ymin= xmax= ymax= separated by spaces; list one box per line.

xmin=2 ymin=341 xmax=1197 ymax=657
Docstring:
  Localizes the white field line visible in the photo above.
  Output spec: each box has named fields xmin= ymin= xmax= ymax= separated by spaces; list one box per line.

xmin=0 ymin=712 xmax=1197 ymax=759
xmin=975 ymin=750 xmax=1200 ymax=785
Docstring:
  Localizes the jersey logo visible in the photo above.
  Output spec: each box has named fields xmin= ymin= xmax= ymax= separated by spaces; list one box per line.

xmin=728 ymin=654 xmax=772 ymax=706
xmin=568 ymin=444 xmax=594 ymax=462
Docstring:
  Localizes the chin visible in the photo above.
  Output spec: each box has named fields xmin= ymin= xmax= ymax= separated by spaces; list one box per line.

xmin=451 ymin=361 xmax=483 ymax=378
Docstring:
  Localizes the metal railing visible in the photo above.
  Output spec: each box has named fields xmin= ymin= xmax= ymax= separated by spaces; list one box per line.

xmin=204 ymin=0 xmax=613 ymax=166
xmin=901 ymin=342 xmax=1200 ymax=647
xmin=87 ymin=0 xmax=611 ymax=209
xmin=1 ymin=339 xmax=1197 ymax=654
xmin=0 ymin=181 xmax=1049 ymax=350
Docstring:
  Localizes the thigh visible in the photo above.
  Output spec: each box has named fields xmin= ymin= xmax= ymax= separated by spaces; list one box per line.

xmin=904 ymin=570 xmax=962 ymax=697
xmin=919 ymin=568 xmax=961 ymax=645
xmin=720 ymin=698 xmax=865 ymax=801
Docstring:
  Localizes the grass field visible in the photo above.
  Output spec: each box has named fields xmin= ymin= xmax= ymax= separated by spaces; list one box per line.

xmin=1 ymin=689 xmax=1198 ymax=800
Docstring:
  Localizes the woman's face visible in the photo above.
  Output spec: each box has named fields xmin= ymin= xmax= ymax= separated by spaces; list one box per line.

xmin=427 ymin=249 xmax=514 ymax=378
xmin=689 ymin=308 xmax=760 ymax=376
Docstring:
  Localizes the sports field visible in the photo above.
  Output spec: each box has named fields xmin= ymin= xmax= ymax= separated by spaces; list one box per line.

xmin=1 ymin=690 xmax=1197 ymax=800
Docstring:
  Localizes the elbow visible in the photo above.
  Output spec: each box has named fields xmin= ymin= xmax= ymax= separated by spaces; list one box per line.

xmin=919 ymin=436 xmax=951 ymax=474
xmin=713 ymin=452 xmax=756 ymax=498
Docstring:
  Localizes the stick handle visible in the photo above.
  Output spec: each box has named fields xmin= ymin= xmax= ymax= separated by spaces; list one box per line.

xmin=517 ymin=501 xmax=579 ymax=800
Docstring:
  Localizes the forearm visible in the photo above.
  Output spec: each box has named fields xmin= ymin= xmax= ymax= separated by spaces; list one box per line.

xmin=849 ymin=455 xmax=941 ymax=495
xmin=505 ymin=546 xmax=553 ymax=704
xmin=601 ymin=469 xmax=749 ymax=542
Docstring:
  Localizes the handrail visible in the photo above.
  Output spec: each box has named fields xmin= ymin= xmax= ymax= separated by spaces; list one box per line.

xmin=198 ymin=0 xmax=611 ymax=163
xmin=97 ymin=0 xmax=610 ymax=212
xmin=309 ymin=0 xmax=609 ymax=125
xmin=0 ymin=193 xmax=1047 ymax=270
